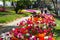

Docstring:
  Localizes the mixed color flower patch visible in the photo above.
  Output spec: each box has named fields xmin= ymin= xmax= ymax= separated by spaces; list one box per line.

xmin=18 ymin=9 xmax=41 ymax=14
xmin=0 ymin=14 xmax=56 ymax=40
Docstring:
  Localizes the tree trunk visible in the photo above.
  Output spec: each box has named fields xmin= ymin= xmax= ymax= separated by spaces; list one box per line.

xmin=37 ymin=0 xmax=41 ymax=7
xmin=3 ymin=0 xmax=5 ymax=9
xmin=2 ymin=0 xmax=5 ymax=12
xmin=12 ymin=1 xmax=18 ymax=13
xmin=52 ymin=0 xmax=58 ymax=15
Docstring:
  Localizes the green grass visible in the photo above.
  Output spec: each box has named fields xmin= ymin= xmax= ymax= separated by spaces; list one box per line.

xmin=55 ymin=18 xmax=60 ymax=40
xmin=0 ymin=11 xmax=31 ymax=23
xmin=55 ymin=18 xmax=60 ymax=29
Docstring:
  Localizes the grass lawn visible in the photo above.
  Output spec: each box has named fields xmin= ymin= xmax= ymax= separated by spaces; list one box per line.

xmin=0 ymin=11 xmax=32 ymax=23
xmin=55 ymin=18 xmax=60 ymax=40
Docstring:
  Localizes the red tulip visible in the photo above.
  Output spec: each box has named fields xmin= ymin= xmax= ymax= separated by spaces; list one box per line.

xmin=47 ymin=28 xmax=51 ymax=32
xmin=19 ymin=28 xmax=27 ymax=34
xmin=27 ymin=20 xmax=33 ymax=24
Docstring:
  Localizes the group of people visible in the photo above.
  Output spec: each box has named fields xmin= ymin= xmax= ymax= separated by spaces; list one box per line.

xmin=40 ymin=7 xmax=50 ymax=14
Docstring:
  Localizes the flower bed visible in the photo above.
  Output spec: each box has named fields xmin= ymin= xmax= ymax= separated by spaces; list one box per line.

xmin=0 ymin=14 xmax=56 ymax=40
xmin=0 ymin=8 xmax=6 ymax=12
xmin=18 ymin=9 xmax=41 ymax=14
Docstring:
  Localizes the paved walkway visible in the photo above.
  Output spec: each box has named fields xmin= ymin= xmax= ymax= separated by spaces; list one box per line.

xmin=0 ymin=26 xmax=17 ymax=34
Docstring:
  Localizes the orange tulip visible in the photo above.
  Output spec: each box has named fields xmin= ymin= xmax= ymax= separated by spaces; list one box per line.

xmin=38 ymin=17 xmax=42 ymax=21
xmin=24 ymin=38 xmax=28 ymax=40
xmin=11 ymin=36 xmax=19 ymax=40
xmin=33 ymin=17 xmax=38 ymax=22
xmin=38 ymin=33 xmax=45 ymax=40
xmin=28 ymin=17 xmax=32 ymax=21
xmin=52 ymin=37 xmax=55 ymax=40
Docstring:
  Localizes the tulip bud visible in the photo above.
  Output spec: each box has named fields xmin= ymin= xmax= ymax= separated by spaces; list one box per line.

xmin=29 ymin=36 xmax=36 ymax=40
xmin=26 ymin=33 xmax=30 ymax=36
xmin=44 ymin=36 xmax=48 ymax=40
xmin=12 ymin=28 xmax=15 ymax=31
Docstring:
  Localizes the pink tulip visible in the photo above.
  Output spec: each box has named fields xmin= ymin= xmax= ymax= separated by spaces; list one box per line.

xmin=17 ymin=33 xmax=22 ymax=38
xmin=44 ymin=29 xmax=47 ymax=33
xmin=48 ymin=36 xmax=52 ymax=40
xmin=0 ymin=38 xmax=3 ymax=40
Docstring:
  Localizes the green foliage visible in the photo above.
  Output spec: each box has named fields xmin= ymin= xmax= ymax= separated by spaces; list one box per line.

xmin=17 ymin=0 xmax=32 ymax=8
xmin=55 ymin=18 xmax=60 ymax=29
xmin=5 ymin=0 xmax=18 ymax=2
xmin=15 ymin=0 xmax=33 ymax=13
xmin=17 ymin=0 xmax=36 ymax=8
xmin=54 ymin=18 xmax=60 ymax=40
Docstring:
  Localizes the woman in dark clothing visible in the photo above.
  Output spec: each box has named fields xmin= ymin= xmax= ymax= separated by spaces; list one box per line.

xmin=44 ymin=10 xmax=47 ymax=14
xmin=40 ymin=7 xmax=44 ymax=13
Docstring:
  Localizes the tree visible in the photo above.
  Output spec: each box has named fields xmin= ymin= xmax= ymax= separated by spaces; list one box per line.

xmin=3 ymin=0 xmax=5 ymax=10
xmin=52 ymin=0 xmax=58 ymax=15
xmin=14 ymin=0 xmax=33 ymax=13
